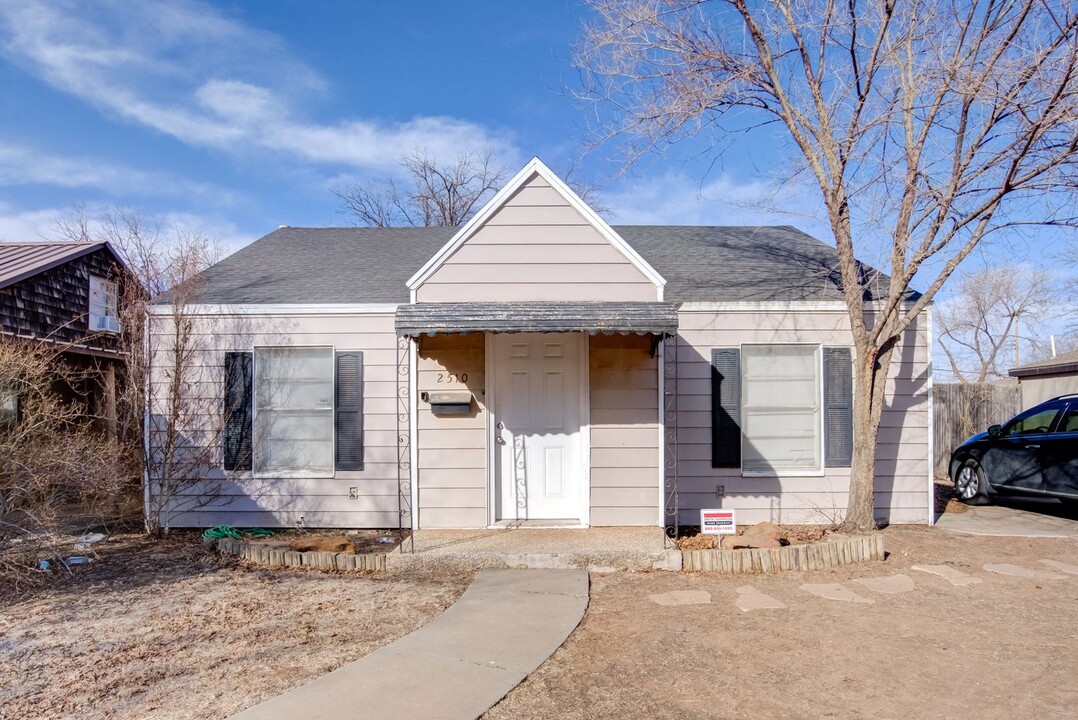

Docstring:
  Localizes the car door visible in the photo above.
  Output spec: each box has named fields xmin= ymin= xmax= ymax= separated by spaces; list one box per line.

xmin=980 ymin=405 xmax=1061 ymax=491
xmin=1039 ymin=403 xmax=1078 ymax=497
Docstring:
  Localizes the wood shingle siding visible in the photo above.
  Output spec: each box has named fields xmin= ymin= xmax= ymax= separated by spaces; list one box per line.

xmin=0 ymin=246 xmax=122 ymax=353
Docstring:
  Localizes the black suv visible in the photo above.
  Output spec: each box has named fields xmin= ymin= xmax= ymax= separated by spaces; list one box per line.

xmin=949 ymin=394 xmax=1078 ymax=505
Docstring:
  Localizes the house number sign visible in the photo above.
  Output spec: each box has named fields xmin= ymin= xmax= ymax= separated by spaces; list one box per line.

xmin=436 ymin=373 xmax=467 ymax=383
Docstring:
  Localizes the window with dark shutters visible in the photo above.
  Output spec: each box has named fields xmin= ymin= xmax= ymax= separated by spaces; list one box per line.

xmin=823 ymin=347 xmax=854 ymax=467
xmin=711 ymin=348 xmax=741 ymax=468
xmin=223 ymin=351 xmax=253 ymax=471
xmin=335 ymin=351 xmax=364 ymax=470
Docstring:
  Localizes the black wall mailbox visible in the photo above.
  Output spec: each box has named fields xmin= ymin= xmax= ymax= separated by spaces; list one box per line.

xmin=421 ymin=390 xmax=473 ymax=415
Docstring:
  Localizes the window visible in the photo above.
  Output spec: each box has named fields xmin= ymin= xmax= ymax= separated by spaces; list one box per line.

xmin=224 ymin=348 xmax=364 ymax=474
xmin=254 ymin=347 xmax=334 ymax=475
xmin=88 ymin=275 xmax=119 ymax=333
xmin=1057 ymin=405 xmax=1078 ymax=433
xmin=741 ymin=345 xmax=822 ymax=473
xmin=1001 ymin=406 xmax=1060 ymax=436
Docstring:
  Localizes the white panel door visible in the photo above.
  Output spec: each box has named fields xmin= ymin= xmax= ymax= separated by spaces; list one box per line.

xmin=494 ymin=334 xmax=584 ymax=521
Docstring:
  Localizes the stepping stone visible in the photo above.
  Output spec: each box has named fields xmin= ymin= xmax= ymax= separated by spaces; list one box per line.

xmin=983 ymin=563 xmax=1067 ymax=580
xmin=853 ymin=574 xmax=915 ymax=594
xmin=910 ymin=564 xmax=983 ymax=586
xmin=1039 ymin=559 xmax=1078 ymax=575
xmin=649 ymin=590 xmax=712 ymax=606
xmin=799 ymin=583 xmax=874 ymax=604
xmin=733 ymin=586 xmax=786 ymax=612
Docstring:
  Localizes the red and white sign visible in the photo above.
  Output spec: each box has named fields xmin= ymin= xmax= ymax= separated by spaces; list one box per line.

xmin=700 ymin=509 xmax=737 ymax=535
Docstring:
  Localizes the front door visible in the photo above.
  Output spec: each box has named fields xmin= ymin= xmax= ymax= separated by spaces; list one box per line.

xmin=494 ymin=333 xmax=584 ymax=522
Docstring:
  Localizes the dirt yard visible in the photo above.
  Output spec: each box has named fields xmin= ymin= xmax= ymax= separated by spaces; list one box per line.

xmin=485 ymin=526 xmax=1078 ymax=720
xmin=0 ymin=535 xmax=469 ymax=720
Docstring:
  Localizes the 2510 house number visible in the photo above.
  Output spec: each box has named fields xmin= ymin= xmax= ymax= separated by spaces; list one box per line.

xmin=437 ymin=373 xmax=468 ymax=384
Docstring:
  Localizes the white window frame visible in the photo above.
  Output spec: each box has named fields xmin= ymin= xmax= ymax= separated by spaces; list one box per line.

xmin=740 ymin=343 xmax=825 ymax=478
xmin=252 ymin=345 xmax=336 ymax=479
xmin=88 ymin=275 xmax=120 ymax=334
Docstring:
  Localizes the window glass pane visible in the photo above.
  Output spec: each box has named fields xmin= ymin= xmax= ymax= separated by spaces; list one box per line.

xmin=88 ymin=276 xmax=118 ymax=318
xmin=1058 ymin=407 xmax=1078 ymax=433
xmin=254 ymin=347 xmax=333 ymax=473
xmin=742 ymin=345 xmax=820 ymax=472
xmin=1002 ymin=407 xmax=1058 ymax=436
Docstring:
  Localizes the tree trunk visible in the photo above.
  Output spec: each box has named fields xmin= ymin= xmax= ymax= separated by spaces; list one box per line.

xmin=840 ymin=337 xmax=897 ymax=533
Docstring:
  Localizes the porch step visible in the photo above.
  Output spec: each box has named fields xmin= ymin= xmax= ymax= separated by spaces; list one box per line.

xmin=387 ymin=527 xmax=683 ymax=573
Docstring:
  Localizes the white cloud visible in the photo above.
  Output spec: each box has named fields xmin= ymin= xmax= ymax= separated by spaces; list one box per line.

xmin=0 ymin=203 xmax=66 ymax=242
xmin=599 ymin=171 xmax=829 ymax=231
xmin=0 ymin=0 xmax=520 ymax=174
xmin=0 ymin=143 xmax=240 ymax=203
xmin=0 ymin=201 xmax=255 ymax=256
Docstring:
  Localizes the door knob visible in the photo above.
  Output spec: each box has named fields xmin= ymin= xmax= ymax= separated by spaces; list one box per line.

xmin=496 ymin=437 xmax=506 ymax=445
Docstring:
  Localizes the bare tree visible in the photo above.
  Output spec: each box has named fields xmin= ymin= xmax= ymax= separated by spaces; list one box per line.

xmin=581 ymin=0 xmax=1078 ymax=531
xmin=937 ymin=266 xmax=1056 ymax=382
xmin=56 ymin=209 xmax=225 ymax=535
xmin=335 ymin=149 xmax=508 ymax=227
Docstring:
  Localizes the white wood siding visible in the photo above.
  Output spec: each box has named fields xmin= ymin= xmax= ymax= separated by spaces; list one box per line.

xmin=416 ymin=173 xmax=658 ymax=302
xmin=147 ymin=310 xmax=401 ymax=528
xmin=589 ymin=334 xmax=660 ymax=525
xmin=415 ymin=334 xmax=488 ymax=527
xmin=671 ymin=308 xmax=932 ymax=525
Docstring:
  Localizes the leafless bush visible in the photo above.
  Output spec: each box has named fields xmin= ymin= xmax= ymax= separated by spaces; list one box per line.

xmin=57 ymin=208 xmax=226 ymax=537
xmin=0 ymin=336 xmax=134 ymax=580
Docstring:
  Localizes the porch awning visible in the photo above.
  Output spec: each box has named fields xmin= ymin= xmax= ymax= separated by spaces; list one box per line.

xmin=395 ymin=301 xmax=680 ymax=337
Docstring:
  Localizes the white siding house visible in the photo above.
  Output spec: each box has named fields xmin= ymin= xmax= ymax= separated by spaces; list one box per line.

xmin=147 ymin=158 xmax=933 ymax=530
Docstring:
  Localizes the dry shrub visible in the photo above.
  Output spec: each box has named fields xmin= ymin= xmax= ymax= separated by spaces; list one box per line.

xmin=0 ymin=336 xmax=136 ymax=581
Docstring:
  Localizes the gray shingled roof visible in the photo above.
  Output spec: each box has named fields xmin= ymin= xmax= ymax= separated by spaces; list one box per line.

xmin=180 ymin=225 xmax=901 ymax=305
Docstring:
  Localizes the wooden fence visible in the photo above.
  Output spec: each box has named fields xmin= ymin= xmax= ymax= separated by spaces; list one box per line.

xmin=933 ymin=382 xmax=1022 ymax=477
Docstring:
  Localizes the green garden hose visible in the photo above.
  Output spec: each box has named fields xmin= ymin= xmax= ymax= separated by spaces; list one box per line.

xmin=201 ymin=525 xmax=274 ymax=540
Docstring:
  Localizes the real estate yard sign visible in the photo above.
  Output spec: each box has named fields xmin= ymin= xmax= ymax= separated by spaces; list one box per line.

xmin=700 ymin=509 xmax=736 ymax=535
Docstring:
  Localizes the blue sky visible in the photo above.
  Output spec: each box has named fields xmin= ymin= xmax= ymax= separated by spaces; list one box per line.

xmin=0 ymin=0 xmax=795 ymax=250
xmin=0 ymin=0 xmax=1067 ymax=299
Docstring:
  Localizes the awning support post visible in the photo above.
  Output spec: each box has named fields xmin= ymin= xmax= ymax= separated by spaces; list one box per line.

xmin=663 ymin=333 xmax=680 ymax=547
xmin=396 ymin=334 xmax=414 ymax=552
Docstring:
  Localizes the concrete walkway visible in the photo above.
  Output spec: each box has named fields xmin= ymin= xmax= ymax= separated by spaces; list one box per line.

xmin=228 ymin=569 xmax=589 ymax=720
xmin=935 ymin=503 xmax=1078 ymax=539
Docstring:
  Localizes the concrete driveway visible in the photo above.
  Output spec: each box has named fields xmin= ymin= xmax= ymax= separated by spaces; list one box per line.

xmin=936 ymin=497 xmax=1078 ymax=538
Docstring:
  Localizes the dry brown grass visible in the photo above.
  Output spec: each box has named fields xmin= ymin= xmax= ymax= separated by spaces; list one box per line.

xmin=0 ymin=534 xmax=469 ymax=719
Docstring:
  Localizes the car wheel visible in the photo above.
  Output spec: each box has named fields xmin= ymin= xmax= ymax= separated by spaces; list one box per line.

xmin=954 ymin=459 xmax=990 ymax=505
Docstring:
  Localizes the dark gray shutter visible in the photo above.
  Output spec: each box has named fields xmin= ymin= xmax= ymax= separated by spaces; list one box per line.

xmin=223 ymin=351 xmax=252 ymax=471
xmin=335 ymin=351 xmax=364 ymax=471
xmin=711 ymin=348 xmax=741 ymax=468
xmin=824 ymin=347 xmax=853 ymax=467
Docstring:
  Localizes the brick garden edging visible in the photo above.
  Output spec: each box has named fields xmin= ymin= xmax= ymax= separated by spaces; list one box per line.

xmin=214 ymin=537 xmax=386 ymax=572
xmin=681 ymin=534 xmax=884 ymax=573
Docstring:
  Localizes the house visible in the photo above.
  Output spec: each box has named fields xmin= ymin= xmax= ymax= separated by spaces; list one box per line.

xmin=147 ymin=158 xmax=932 ymax=532
xmin=1009 ymin=349 xmax=1078 ymax=407
xmin=0 ymin=241 xmax=127 ymax=435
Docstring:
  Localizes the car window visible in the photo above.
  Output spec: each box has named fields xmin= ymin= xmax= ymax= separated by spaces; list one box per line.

xmin=1056 ymin=405 xmax=1078 ymax=433
xmin=1001 ymin=407 xmax=1060 ymax=436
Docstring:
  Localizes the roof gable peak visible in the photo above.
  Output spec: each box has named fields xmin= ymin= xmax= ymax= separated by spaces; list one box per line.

xmin=405 ymin=157 xmax=666 ymax=292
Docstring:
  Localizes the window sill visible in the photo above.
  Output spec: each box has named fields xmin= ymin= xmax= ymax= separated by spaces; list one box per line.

xmin=252 ymin=472 xmax=335 ymax=480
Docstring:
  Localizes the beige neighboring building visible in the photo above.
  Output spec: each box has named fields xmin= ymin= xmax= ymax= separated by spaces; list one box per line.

xmin=146 ymin=158 xmax=933 ymax=533
xmin=1009 ymin=349 xmax=1078 ymax=407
